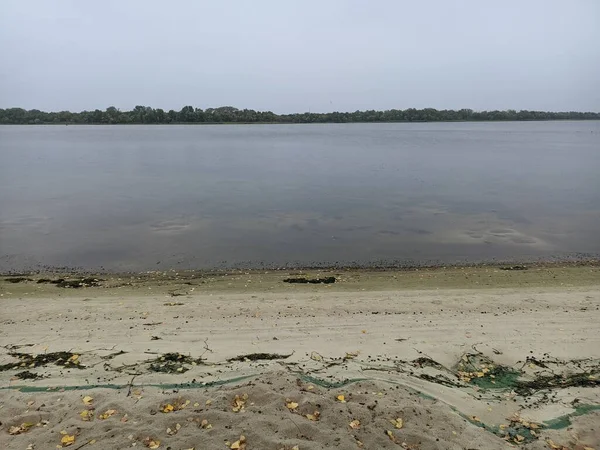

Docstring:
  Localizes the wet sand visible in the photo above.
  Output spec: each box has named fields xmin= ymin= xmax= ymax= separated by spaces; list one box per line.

xmin=1 ymin=264 xmax=599 ymax=449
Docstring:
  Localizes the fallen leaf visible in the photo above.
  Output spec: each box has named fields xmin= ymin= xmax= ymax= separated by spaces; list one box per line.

xmin=82 ymin=395 xmax=93 ymax=405
xmin=386 ymin=430 xmax=396 ymax=442
xmin=390 ymin=417 xmax=403 ymax=429
xmin=546 ymin=439 xmax=561 ymax=449
xmin=305 ymin=411 xmax=321 ymax=421
xmin=515 ymin=434 xmax=525 ymax=442
xmin=471 ymin=416 xmax=481 ymax=422
xmin=232 ymin=393 xmax=249 ymax=412
xmin=306 ymin=385 xmax=314 ymax=391
xmin=310 ymin=351 xmax=323 ymax=361
xmin=230 ymin=435 xmax=247 ymax=449
xmin=166 ymin=423 xmax=181 ymax=435
xmin=79 ymin=410 xmax=94 ymax=421
xmin=8 ymin=423 xmax=34 ymax=435
xmin=162 ymin=404 xmax=174 ymax=413
xmin=336 ymin=394 xmax=346 ymax=403
xmin=98 ymin=409 xmax=117 ymax=419
xmin=60 ymin=434 xmax=75 ymax=447
xmin=205 ymin=399 xmax=212 ymax=406
xmin=349 ymin=419 xmax=360 ymax=429
xmin=143 ymin=437 xmax=161 ymax=449
xmin=286 ymin=400 xmax=299 ymax=411
xmin=68 ymin=354 xmax=79 ymax=363
xmin=198 ymin=418 xmax=212 ymax=429
xmin=26 ymin=445 xmax=35 ymax=450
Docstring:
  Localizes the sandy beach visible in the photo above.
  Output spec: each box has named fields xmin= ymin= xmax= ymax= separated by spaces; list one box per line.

xmin=1 ymin=265 xmax=599 ymax=449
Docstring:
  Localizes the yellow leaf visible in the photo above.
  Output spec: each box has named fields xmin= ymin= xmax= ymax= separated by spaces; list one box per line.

xmin=306 ymin=385 xmax=314 ymax=391
xmin=515 ymin=434 xmax=525 ymax=442
xmin=389 ymin=417 xmax=403 ymax=429
xmin=475 ymin=372 xmax=485 ymax=378
xmin=386 ymin=430 xmax=396 ymax=442
xmin=60 ymin=435 xmax=75 ymax=447
xmin=82 ymin=395 xmax=93 ymax=405
xmin=305 ymin=411 xmax=320 ymax=421
xmin=336 ymin=394 xmax=346 ymax=403
xmin=162 ymin=404 xmax=174 ymax=413
xmin=349 ymin=419 xmax=360 ymax=429
xmin=99 ymin=409 xmax=117 ymax=419
xmin=68 ymin=354 xmax=79 ymax=362
xmin=79 ymin=410 xmax=94 ymax=421
xmin=205 ymin=399 xmax=212 ymax=406
xmin=286 ymin=401 xmax=299 ymax=410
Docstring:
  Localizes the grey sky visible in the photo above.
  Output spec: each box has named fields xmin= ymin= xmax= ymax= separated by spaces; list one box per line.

xmin=1 ymin=0 xmax=598 ymax=113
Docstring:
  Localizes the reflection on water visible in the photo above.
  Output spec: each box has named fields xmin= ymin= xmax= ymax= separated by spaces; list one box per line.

xmin=0 ymin=121 xmax=599 ymax=271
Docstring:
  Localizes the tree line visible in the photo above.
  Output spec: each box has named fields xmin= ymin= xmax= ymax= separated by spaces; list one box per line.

xmin=1 ymin=105 xmax=598 ymax=125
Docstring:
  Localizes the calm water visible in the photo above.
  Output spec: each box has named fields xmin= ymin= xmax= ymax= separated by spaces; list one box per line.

xmin=0 ymin=122 xmax=599 ymax=272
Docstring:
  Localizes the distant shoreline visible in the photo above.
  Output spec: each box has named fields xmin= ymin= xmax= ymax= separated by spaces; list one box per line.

xmin=2 ymin=106 xmax=599 ymax=125
xmin=2 ymin=118 xmax=600 ymax=126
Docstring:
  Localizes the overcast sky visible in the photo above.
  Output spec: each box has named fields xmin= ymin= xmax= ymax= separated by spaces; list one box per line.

xmin=0 ymin=0 xmax=598 ymax=113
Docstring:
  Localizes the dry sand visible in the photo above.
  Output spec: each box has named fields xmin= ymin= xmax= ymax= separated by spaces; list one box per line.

xmin=1 ymin=266 xmax=599 ymax=449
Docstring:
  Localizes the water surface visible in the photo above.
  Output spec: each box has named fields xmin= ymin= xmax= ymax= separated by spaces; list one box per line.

xmin=1 ymin=122 xmax=599 ymax=271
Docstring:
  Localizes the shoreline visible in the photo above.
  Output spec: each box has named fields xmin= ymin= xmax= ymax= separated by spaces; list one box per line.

xmin=2 ymin=260 xmax=599 ymax=298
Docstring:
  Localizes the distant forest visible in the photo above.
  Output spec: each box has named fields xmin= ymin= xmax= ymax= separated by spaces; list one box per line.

xmin=1 ymin=106 xmax=599 ymax=124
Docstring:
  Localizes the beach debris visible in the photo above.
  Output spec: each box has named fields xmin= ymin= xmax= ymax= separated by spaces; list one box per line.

xmin=98 ymin=409 xmax=117 ymax=419
xmin=142 ymin=437 xmax=161 ymax=449
xmin=283 ymin=276 xmax=336 ymax=284
xmin=500 ymin=265 xmax=528 ymax=271
xmin=227 ymin=352 xmax=293 ymax=362
xmin=163 ymin=302 xmax=185 ymax=306
xmin=285 ymin=399 xmax=299 ymax=411
xmin=5 ymin=277 xmax=33 ymax=283
xmin=26 ymin=444 xmax=35 ymax=450
xmin=349 ymin=419 xmax=360 ymax=429
xmin=148 ymin=352 xmax=203 ymax=373
xmin=305 ymin=411 xmax=320 ymax=421
xmin=36 ymin=277 xmax=103 ymax=288
xmin=232 ymin=393 xmax=249 ymax=412
xmin=0 ymin=351 xmax=85 ymax=371
xmin=390 ymin=417 xmax=404 ymax=429
xmin=230 ymin=435 xmax=247 ymax=449
xmin=344 ymin=351 xmax=360 ymax=360
xmin=13 ymin=370 xmax=42 ymax=380
xmin=166 ymin=423 xmax=181 ymax=435
xmin=336 ymin=394 xmax=346 ymax=403
xmin=8 ymin=422 xmax=34 ymax=435
xmin=82 ymin=395 xmax=93 ymax=405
